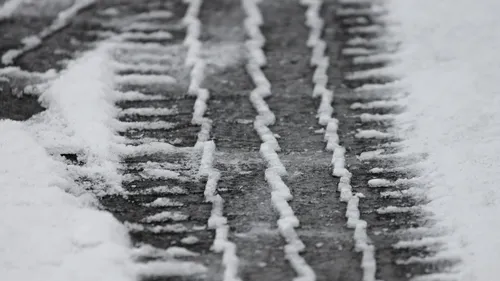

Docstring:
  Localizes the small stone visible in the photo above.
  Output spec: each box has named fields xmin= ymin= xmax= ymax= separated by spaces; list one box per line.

xmin=315 ymin=242 xmax=324 ymax=248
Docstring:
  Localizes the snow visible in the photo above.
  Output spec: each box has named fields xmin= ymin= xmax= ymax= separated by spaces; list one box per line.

xmin=125 ymin=222 xmax=189 ymax=234
xmin=342 ymin=47 xmax=376 ymax=56
xmin=143 ymin=197 xmax=184 ymax=207
xmin=367 ymin=179 xmax=392 ymax=188
xmin=115 ymin=42 xmax=168 ymax=52
xmin=182 ymin=1 xmax=242 ymax=280
xmin=132 ymin=244 xmax=198 ymax=258
xmin=393 ymin=237 xmax=446 ymax=250
xmin=181 ymin=236 xmax=200 ymax=245
xmin=130 ymin=161 xmax=183 ymax=171
xmin=119 ymin=90 xmax=167 ymax=101
xmin=1 ymin=6 xmax=225 ymax=279
xmin=359 ymin=113 xmax=395 ymax=123
xmin=0 ymin=121 xmax=135 ymax=281
xmin=357 ymin=149 xmax=384 ymax=161
xmin=350 ymin=100 xmax=401 ymax=110
xmin=137 ymin=168 xmax=181 ymax=180
xmin=119 ymin=31 xmax=174 ymax=41
xmin=383 ymin=0 xmax=500 ymax=279
xmin=128 ymin=185 xmax=188 ymax=195
xmin=116 ymin=74 xmax=177 ymax=85
xmin=355 ymin=129 xmax=391 ymax=139
xmin=135 ymin=261 xmax=206 ymax=278
xmin=141 ymin=211 xmax=189 ymax=223
xmin=134 ymin=10 xmax=173 ymax=20
xmin=113 ymin=61 xmax=172 ymax=72
xmin=124 ymin=22 xmax=169 ymax=32
xmin=0 ymin=36 xmax=144 ymax=280
xmin=243 ymin=0 xmax=317 ymax=280
xmin=353 ymin=53 xmax=394 ymax=65
xmin=118 ymin=121 xmax=177 ymax=131
xmin=376 ymin=206 xmax=421 ymax=215
xmin=31 ymin=43 xmax=123 ymax=194
xmin=0 ymin=0 xmax=23 ymax=20
xmin=122 ymin=142 xmax=189 ymax=157
xmin=1 ymin=0 xmax=96 ymax=64
xmin=119 ymin=107 xmax=178 ymax=117
xmin=301 ymin=2 xmax=377 ymax=277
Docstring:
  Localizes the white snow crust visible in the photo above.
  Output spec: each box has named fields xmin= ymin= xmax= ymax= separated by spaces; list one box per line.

xmin=384 ymin=0 xmax=500 ymax=280
xmin=0 ymin=122 xmax=134 ymax=281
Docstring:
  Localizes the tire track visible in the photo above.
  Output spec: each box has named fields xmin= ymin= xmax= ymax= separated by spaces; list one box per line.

xmin=96 ymin=1 xmax=224 ymax=280
xmin=243 ymin=0 xmax=322 ymax=280
xmin=334 ymin=1 xmax=458 ymax=280
xmin=200 ymin=0 xmax=293 ymax=280
xmin=183 ymin=0 xmax=241 ymax=280
xmin=299 ymin=0 xmax=374 ymax=280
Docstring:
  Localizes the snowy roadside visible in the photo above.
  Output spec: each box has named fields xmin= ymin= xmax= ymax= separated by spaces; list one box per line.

xmin=0 ymin=44 xmax=134 ymax=280
xmin=385 ymin=0 xmax=500 ymax=280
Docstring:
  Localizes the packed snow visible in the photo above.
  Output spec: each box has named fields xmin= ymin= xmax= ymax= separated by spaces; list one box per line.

xmin=385 ymin=0 xmax=500 ymax=280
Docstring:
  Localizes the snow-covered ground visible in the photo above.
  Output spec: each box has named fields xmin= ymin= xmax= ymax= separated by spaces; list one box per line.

xmin=386 ymin=0 xmax=500 ymax=280
xmin=0 ymin=45 xmax=135 ymax=281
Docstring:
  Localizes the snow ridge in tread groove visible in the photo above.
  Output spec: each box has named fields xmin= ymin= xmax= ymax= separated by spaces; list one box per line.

xmin=243 ymin=1 xmax=316 ymax=280
xmin=182 ymin=1 xmax=241 ymax=280
xmin=300 ymin=0 xmax=376 ymax=280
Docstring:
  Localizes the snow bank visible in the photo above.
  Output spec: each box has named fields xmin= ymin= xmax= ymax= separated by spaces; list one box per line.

xmin=386 ymin=0 xmax=500 ymax=280
xmin=28 ymin=43 xmax=123 ymax=194
xmin=0 ymin=121 xmax=134 ymax=281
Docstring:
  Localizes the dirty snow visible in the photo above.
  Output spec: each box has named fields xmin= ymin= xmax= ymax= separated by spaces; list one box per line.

xmin=386 ymin=0 xmax=500 ymax=280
